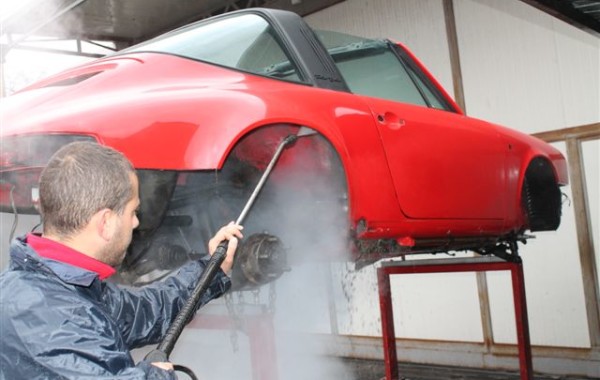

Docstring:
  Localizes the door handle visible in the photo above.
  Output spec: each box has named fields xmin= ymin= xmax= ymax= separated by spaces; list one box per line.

xmin=377 ymin=112 xmax=405 ymax=130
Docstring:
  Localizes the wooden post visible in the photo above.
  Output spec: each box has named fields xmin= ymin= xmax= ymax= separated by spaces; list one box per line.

xmin=443 ymin=0 xmax=467 ymax=113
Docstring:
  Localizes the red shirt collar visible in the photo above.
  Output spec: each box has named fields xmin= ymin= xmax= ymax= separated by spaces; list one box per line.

xmin=26 ymin=233 xmax=116 ymax=280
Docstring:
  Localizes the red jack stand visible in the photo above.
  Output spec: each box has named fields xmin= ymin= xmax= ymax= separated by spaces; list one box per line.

xmin=187 ymin=305 xmax=279 ymax=380
xmin=377 ymin=256 xmax=533 ymax=380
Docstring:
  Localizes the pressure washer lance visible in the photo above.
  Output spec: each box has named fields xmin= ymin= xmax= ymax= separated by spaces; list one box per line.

xmin=144 ymin=127 xmax=317 ymax=368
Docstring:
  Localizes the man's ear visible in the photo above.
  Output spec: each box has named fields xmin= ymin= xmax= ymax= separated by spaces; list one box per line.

xmin=92 ymin=208 xmax=116 ymax=242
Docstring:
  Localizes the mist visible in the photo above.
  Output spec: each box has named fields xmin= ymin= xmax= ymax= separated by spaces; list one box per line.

xmin=129 ymin=133 xmax=361 ymax=379
xmin=156 ymin=262 xmax=358 ymax=380
xmin=1 ymin=0 xmax=111 ymax=95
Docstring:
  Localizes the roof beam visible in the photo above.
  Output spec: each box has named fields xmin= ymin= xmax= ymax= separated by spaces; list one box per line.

xmin=520 ymin=0 xmax=600 ymax=37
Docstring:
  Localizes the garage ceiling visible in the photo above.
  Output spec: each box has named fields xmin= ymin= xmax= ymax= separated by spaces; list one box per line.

xmin=1 ymin=0 xmax=344 ymax=49
xmin=1 ymin=0 xmax=598 ymax=56
xmin=522 ymin=0 xmax=600 ymax=36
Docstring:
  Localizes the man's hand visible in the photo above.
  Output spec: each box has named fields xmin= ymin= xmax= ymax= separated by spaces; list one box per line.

xmin=208 ymin=222 xmax=244 ymax=274
xmin=151 ymin=362 xmax=174 ymax=371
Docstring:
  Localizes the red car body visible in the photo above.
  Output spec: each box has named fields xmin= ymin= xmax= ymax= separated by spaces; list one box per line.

xmin=1 ymin=9 xmax=567 ymax=284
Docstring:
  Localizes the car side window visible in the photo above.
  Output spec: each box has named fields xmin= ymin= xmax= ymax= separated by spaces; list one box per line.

xmin=316 ymin=30 xmax=450 ymax=110
xmin=126 ymin=14 xmax=305 ymax=84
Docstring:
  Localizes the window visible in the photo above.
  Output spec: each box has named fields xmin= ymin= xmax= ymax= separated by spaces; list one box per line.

xmin=316 ymin=30 xmax=451 ymax=110
xmin=126 ymin=14 xmax=304 ymax=83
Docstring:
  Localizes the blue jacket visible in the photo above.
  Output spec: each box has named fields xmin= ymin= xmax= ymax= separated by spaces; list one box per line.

xmin=0 ymin=236 xmax=231 ymax=379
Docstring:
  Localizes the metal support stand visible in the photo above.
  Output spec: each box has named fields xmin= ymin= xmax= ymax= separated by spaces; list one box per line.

xmin=187 ymin=305 xmax=279 ymax=380
xmin=377 ymin=256 xmax=533 ymax=380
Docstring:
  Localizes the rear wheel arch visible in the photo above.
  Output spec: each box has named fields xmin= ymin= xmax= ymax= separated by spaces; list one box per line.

xmin=121 ymin=122 xmax=352 ymax=286
xmin=220 ymin=122 xmax=351 ymax=247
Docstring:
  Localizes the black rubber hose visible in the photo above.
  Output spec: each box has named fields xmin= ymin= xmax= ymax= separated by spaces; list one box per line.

xmin=144 ymin=240 xmax=228 ymax=362
xmin=173 ymin=364 xmax=198 ymax=380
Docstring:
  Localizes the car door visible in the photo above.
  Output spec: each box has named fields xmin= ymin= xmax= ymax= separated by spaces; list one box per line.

xmin=365 ymin=97 xmax=507 ymax=220
xmin=320 ymin=33 xmax=508 ymax=220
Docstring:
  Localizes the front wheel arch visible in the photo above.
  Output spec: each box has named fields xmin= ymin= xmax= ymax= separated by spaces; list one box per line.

xmin=521 ymin=157 xmax=562 ymax=231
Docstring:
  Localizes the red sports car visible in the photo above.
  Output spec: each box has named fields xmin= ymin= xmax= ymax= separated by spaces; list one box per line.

xmin=0 ymin=8 xmax=567 ymax=287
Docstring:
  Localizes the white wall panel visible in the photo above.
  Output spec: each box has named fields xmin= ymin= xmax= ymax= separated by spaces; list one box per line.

xmin=389 ymin=271 xmax=484 ymax=342
xmin=453 ymin=0 xmax=599 ymax=131
xmin=326 ymin=262 xmax=484 ymax=342
xmin=307 ymin=0 xmax=599 ymax=350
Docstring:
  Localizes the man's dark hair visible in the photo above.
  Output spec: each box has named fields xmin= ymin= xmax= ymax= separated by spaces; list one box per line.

xmin=39 ymin=142 xmax=135 ymax=238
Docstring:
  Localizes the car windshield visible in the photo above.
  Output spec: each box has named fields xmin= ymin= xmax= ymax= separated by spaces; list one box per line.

xmin=125 ymin=13 xmax=305 ymax=83
xmin=315 ymin=30 xmax=451 ymax=110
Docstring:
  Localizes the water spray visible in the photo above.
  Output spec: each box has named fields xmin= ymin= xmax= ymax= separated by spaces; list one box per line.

xmin=144 ymin=126 xmax=318 ymax=375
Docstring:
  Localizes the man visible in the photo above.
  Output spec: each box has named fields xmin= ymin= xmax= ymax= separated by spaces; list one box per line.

xmin=0 ymin=142 xmax=243 ymax=379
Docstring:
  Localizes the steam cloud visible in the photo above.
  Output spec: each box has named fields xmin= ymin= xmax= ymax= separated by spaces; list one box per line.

xmin=132 ymin=139 xmax=360 ymax=379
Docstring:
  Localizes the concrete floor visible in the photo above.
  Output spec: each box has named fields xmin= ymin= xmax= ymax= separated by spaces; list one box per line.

xmin=343 ymin=358 xmax=598 ymax=380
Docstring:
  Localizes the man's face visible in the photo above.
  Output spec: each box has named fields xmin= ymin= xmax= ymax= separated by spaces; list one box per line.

xmin=103 ymin=173 xmax=140 ymax=267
